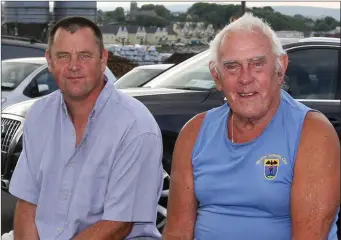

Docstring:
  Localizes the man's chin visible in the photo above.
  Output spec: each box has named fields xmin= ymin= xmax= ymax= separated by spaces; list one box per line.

xmin=63 ymin=90 xmax=90 ymax=101
xmin=233 ymin=105 xmax=264 ymax=120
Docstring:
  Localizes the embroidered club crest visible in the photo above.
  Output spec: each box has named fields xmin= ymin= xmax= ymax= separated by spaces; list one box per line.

xmin=264 ymin=158 xmax=279 ymax=180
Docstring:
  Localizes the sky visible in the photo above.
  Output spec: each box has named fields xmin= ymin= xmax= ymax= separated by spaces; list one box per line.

xmin=94 ymin=1 xmax=340 ymax=11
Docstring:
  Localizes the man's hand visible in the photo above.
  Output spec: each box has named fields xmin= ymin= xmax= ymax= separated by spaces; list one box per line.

xmin=72 ymin=220 xmax=132 ymax=240
xmin=13 ymin=199 xmax=39 ymax=240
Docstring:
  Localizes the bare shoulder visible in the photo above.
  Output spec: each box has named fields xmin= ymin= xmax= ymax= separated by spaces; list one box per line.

xmin=172 ymin=112 xmax=207 ymax=164
xmin=302 ymin=111 xmax=340 ymax=146
xmin=181 ymin=112 xmax=207 ymax=135
xmin=177 ymin=112 xmax=207 ymax=145
xmin=297 ymin=111 xmax=340 ymax=166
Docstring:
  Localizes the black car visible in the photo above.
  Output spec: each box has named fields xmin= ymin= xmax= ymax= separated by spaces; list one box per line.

xmin=1 ymin=35 xmax=48 ymax=60
xmin=1 ymin=37 xmax=340 ymax=233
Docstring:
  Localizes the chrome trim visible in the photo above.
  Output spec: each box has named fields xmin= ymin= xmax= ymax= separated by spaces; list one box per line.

xmin=1 ymin=114 xmax=25 ymax=176
xmin=1 ymin=179 xmax=10 ymax=190
xmin=297 ymin=99 xmax=340 ymax=103
xmin=223 ymin=97 xmax=340 ymax=104
xmin=285 ymin=44 xmax=340 ymax=52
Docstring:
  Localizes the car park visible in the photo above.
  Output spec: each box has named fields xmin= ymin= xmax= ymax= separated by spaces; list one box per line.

xmin=114 ymin=63 xmax=174 ymax=89
xmin=1 ymin=57 xmax=117 ymax=110
xmin=1 ymin=37 xmax=340 ymax=232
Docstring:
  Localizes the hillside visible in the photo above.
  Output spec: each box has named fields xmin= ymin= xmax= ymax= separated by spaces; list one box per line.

xmin=165 ymin=4 xmax=340 ymax=20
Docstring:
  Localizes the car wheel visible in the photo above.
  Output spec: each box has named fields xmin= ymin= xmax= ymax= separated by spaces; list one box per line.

xmin=156 ymin=169 xmax=170 ymax=232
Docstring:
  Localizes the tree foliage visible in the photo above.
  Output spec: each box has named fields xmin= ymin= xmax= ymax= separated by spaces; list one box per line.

xmin=99 ymin=3 xmax=339 ymax=32
xmin=134 ymin=15 xmax=169 ymax=28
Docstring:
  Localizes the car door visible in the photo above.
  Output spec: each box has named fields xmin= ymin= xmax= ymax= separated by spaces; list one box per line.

xmin=23 ymin=68 xmax=58 ymax=98
xmin=285 ymin=45 xmax=341 ymax=141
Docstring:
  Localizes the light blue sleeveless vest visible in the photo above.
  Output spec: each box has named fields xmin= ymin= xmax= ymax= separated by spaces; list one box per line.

xmin=192 ymin=89 xmax=338 ymax=240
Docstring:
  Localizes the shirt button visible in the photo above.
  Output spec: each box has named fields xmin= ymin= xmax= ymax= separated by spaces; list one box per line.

xmin=68 ymin=162 xmax=72 ymax=167
xmin=58 ymin=227 xmax=62 ymax=232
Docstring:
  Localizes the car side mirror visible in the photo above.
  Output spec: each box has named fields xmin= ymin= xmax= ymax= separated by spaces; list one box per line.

xmin=38 ymin=84 xmax=49 ymax=94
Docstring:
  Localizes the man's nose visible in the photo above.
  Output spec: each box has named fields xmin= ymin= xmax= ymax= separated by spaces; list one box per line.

xmin=238 ymin=66 xmax=253 ymax=85
xmin=68 ymin=56 xmax=81 ymax=71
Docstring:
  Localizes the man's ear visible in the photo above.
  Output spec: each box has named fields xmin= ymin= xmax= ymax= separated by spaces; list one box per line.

xmin=45 ymin=49 xmax=52 ymax=72
xmin=101 ymin=49 xmax=109 ymax=73
xmin=209 ymin=61 xmax=223 ymax=91
xmin=277 ymin=54 xmax=289 ymax=85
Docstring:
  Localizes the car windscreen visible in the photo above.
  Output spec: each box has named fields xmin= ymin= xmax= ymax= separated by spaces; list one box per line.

xmin=1 ymin=62 xmax=42 ymax=90
xmin=143 ymin=51 xmax=215 ymax=90
xmin=114 ymin=68 xmax=166 ymax=89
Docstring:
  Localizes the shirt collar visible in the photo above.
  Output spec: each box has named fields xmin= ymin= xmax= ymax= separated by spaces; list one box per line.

xmin=60 ymin=75 xmax=115 ymax=121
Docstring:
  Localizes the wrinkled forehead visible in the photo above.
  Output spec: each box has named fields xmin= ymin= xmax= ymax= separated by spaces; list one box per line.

xmin=218 ymin=29 xmax=275 ymax=62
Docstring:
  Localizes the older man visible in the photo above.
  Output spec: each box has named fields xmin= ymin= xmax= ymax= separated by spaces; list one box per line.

xmin=163 ymin=13 xmax=340 ymax=240
xmin=9 ymin=16 xmax=163 ymax=239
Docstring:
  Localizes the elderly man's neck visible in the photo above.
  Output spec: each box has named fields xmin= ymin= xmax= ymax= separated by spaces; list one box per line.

xmin=234 ymin=95 xmax=281 ymax=130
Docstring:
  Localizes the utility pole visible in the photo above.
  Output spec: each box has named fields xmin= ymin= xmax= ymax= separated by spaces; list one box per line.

xmin=241 ymin=1 xmax=246 ymax=15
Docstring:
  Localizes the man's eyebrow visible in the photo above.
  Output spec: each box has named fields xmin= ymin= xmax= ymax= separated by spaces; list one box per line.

xmin=248 ymin=56 xmax=266 ymax=62
xmin=55 ymin=51 xmax=69 ymax=55
xmin=55 ymin=51 xmax=94 ymax=55
xmin=221 ymin=60 xmax=238 ymax=64
xmin=78 ymin=50 xmax=94 ymax=55
xmin=221 ymin=56 xmax=266 ymax=64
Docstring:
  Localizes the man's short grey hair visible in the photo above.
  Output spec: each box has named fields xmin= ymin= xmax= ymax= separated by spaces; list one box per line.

xmin=209 ymin=12 xmax=286 ymax=72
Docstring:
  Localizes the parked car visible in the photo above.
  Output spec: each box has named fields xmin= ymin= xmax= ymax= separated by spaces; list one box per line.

xmin=1 ymin=37 xmax=340 ymax=232
xmin=1 ymin=57 xmax=117 ymax=110
xmin=114 ymin=64 xmax=174 ymax=89
xmin=1 ymin=36 xmax=48 ymax=60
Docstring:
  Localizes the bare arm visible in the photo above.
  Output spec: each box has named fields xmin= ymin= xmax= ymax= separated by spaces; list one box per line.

xmin=163 ymin=113 xmax=206 ymax=239
xmin=291 ymin=112 xmax=340 ymax=240
xmin=13 ymin=199 xmax=39 ymax=240
xmin=72 ymin=221 xmax=132 ymax=240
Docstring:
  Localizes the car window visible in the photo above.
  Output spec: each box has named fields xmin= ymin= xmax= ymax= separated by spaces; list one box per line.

xmin=34 ymin=69 xmax=59 ymax=96
xmin=144 ymin=51 xmax=215 ymax=90
xmin=1 ymin=62 xmax=42 ymax=90
xmin=285 ymin=48 xmax=339 ymax=100
xmin=115 ymin=68 xmax=165 ymax=89
xmin=1 ymin=44 xmax=46 ymax=60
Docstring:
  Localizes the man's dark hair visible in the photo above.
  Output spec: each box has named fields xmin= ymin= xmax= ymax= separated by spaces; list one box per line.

xmin=48 ymin=16 xmax=104 ymax=55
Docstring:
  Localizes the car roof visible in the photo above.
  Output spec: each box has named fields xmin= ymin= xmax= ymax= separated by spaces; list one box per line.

xmin=283 ymin=39 xmax=340 ymax=49
xmin=2 ymin=57 xmax=117 ymax=80
xmin=1 ymin=38 xmax=48 ymax=49
xmin=3 ymin=57 xmax=47 ymax=65
xmin=134 ymin=64 xmax=174 ymax=70
xmin=298 ymin=37 xmax=340 ymax=43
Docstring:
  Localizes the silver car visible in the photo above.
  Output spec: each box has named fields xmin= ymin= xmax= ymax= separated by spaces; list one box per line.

xmin=114 ymin=64 xmax=174 ymax=89
xmin=1 ymin=57 xmax=117 ymax=110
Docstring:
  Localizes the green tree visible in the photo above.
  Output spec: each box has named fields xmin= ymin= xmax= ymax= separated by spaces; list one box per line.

xmin=114 ymin=7 xmax=125 ymax=22
xmin=102 ymin=8 xmax=125 ymax=24
xmin=134 ymin=15 xmax=169 ymax=27
xmin=140 ymin=4 xmax=171 ymax=19
xmin=314 ymin=22 xmax=332 ymax=31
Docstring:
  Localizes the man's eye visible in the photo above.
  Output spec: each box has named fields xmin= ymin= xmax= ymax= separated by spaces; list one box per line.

xmin=58 ymin=55 xmax=69 ymax=60
xmin=79 ymin=54 xmax=91 ymax=59
xmin=252 ymin=62 xmax=264 ymax=68
xmin=224 ymin=64 xmax=239 ymax=72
